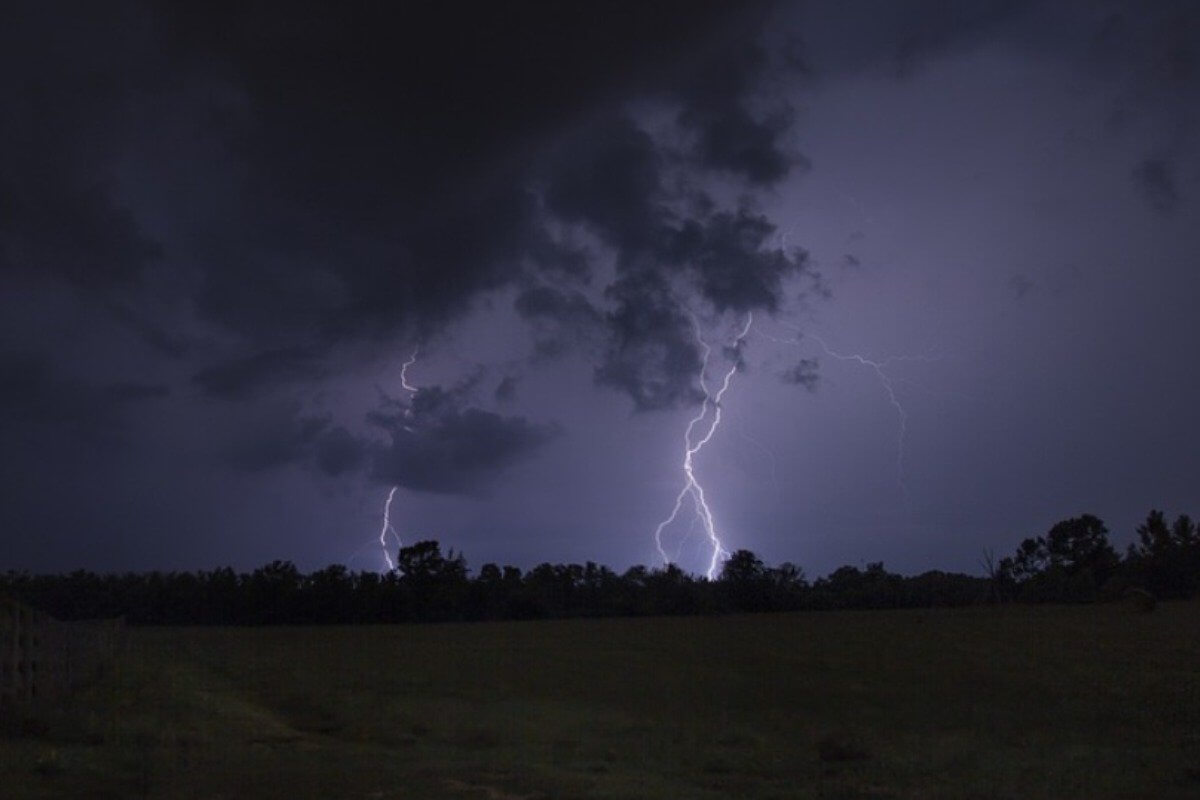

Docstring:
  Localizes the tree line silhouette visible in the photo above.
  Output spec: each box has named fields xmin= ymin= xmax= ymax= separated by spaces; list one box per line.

xmin=3 ymin=509 xmax=1196 ymax=625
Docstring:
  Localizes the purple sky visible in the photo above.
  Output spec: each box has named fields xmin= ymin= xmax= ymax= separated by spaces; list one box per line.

xmin=3 ymin=1 xmax=1198 ymax=578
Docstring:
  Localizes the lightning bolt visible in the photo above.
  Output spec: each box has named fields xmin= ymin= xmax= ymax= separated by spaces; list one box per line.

xmin=773 ymin=323 xmax=934 ymax=504
xmin=400 ymin=346 xmax=419 ymax=393
xmin=377 ymin=346 xmax=421 ymax=572
xmin=653 ymin=312 xmax=753 ymax=580
xmin=378 ymin=485 xmax=400 ymax=572
xmin=808 ymin=334 xmax=911 ymax=502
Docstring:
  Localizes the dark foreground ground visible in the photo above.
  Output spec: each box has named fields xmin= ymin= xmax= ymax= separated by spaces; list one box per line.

xmin=2 ymin=603 xmax=1198 ymax=799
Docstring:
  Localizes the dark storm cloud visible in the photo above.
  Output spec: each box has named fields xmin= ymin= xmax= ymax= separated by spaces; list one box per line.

xmin=513 ymin=286 xmax=604 ymax=359
xmin=889 ymin=0 xmax=1033 ymax=77
xmin=1009 ymin=274 xmax=1036 ymax=300
xmin=106 ymin=302 xmax=193 ymax=359
xmin=538 ymin=113 xmax=810 ymax=408
xmin=107 ymin=382 xmax=171 ymax=401
xmin=677 ymin=42 xmax=801 ymax=184
xmin=539 ymin=117 xmax=807 ymax=308
xmin=369 ymin=385 xmax=558 ymax=495
xmin=667 ymin=205 xmax=809 ymax=315
xmin=1089 ymin=2 xmax=1200 ymax=89
xmin=222 ymin=402 xmax=363 ymax=477
xmin=0 ymin=179 xmax=162 ymax=291
xmin=0 ymin=3 xmax=161 ymax=291
xmin=314 ymin=426 xmax=366 ymax=477
xmin=791 ymin=0 xmax=1034 ymax=80
xmin=150 ymin=1 xmax=773 ymax=345
xmin=219 ymin=370 xmax=557 ymax=493
xmin=3 ymin=1 xmax=807 ymax=506
xmin=136 ymin=1 xmax=801 ymax=420
xmin=3 ymin=0 xmax=1198 ymax=579
xmin=513 ymin=286 xmax=601 ymax=327
xmin=780 ymin=358 xmax=820 ymax=391
xmin=494 ymin=376 xmax=518 ymax=404
xmin=314 ymin=425 xmax=366 ymax=477
xmin=192 ymin=347 xmax=324 ymax=399
xmin=1132 ymin=158 xmax=1182 ymax=215
xmin=594 ymin=271 xmax=705 ymax=412
xmin=0 ymin=351 xmax=167 ymax=436
xmin=541 ymin=117 xmax=666 ymax=256
xmin=587 ymin=202 xmax=808 ymax=409
xmin=224 ymin=403 xmax=331 ymax=472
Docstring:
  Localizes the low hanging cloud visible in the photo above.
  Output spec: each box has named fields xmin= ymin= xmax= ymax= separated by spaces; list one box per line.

xmin=1132 ymin=157 xmax=1182 ymax=215
xmin=594 ymin=271 xmax=707 ymax=412
xmin=0 ymin=5 xmax=162 ymax=294
xmin=536 ymin=110 xmax=812 ymax=411
xmin=224 ymin=403 xmax=337 ymax=473
xmin=493 ymin=375 xmax=518 ymax=404
xmin=676 ymin=40 xmax=802 ymax=184
xmin=221 ymin=381 xmax=557 ymax=496
xmin=192 ymin=347 xmax=326 ymax=399
xmin=586 ymin=203 xmax=811 ymax=411
xmin=368 ymin=385 xmax=559 ymax=495
xmin=667 ymin=205 xmax=809 ymax=315
xmin=513 ymin=285 xmax=604 ymax=359
xmin=2 ymin=1 xmax=813 ymax=493
xmin=0 ymin=351 xmax=169 ymax=438
xmin=780 ymin=358 xmax=820 ymax=391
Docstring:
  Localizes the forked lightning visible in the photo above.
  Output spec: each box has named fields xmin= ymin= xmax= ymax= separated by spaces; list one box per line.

xmin=652 ymin=313 xmax=753 ymax=579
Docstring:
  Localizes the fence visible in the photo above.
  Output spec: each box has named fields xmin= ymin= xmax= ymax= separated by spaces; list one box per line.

xmin=0 ymin=594 xmax=124 ymax=707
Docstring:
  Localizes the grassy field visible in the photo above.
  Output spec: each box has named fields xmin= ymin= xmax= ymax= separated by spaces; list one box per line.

xmin=2 ymin=603 xmax=1198 ymax=799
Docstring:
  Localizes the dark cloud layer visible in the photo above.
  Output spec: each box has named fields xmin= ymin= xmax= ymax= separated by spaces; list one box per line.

xmin=154 ymin=0 xmax=785 ymax=351
xmin=780 ymin=358 xmax=820 ymax=391
xmin=0 ymin=3 xmax=162 ymax=294
xmin=2 ymin=0 xmax=810 ymax=490
xmin=0 ymin=351 xmax=168 ymax=437
xmin=1133 ymin=158 xmax=1182 ymax=215
xmin=513 ymin=286 xmax=604 ymax=359
xmin=676 ymin=42 xmax=801 ymax=184
xmin=193 ymin=347 xmax=325 ymax=399
xmin=224 ymin=403 xmax=335 ymax=473
xmin=5 ymin=1 xmax=1198 ymax=575
xmin=369 ymin=385 xmax=558 ymax=496
xmin=536 ymin=110 xmax=811 ymax=408
xmin=4 ymin=1 xmax=787 ymax=336
xmin=595 ymin=272 xmax=707 ymax=412
xmin=222 ymin=374 xmax=559 ymax=495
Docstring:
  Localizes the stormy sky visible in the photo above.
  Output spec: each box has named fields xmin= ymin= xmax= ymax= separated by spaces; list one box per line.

xmin=3 ymin=0 xmax=1198 ymax=577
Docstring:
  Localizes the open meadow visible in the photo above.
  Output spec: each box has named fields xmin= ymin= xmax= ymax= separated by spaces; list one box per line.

xmin=2 ymin=603 xmax=1198 ymax=799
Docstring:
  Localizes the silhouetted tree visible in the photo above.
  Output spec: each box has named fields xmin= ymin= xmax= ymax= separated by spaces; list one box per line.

xmin=396 ymin=540 xmax=468 ymax=621
xmin=1045 ymin=515 xmax=1118 ymax=574
xmin=720 ymin=549 xmax=773 ymax=612
xmin=1001 ymin=515 xmax=1119 ymax=602
xmin=16 ymin=506 xmax=1196 ymax=625
xmin=1130 ymin=510 xmax=1200 ymax=598
xmin=246 ymin=561 xmax=302 ymax=623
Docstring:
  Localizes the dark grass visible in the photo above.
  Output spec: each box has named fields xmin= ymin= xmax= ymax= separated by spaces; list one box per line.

xmin=2 ymin=603 xmax=1198 ymax=798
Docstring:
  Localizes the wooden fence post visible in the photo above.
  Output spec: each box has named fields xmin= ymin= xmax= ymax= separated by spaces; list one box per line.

xmin=1 ymin=598 xmax=16 ymax=707
xmin=0 ymin=597 xmax=123 ymax=708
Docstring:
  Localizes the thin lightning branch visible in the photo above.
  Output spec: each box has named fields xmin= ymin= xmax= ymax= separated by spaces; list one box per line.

xmin=808 ymin=334 xmax=911 ymax=503
xmin=738 ymin=426 xmax=781 ymax=499
xmin=672 ymin=515 xmax=702 ymax=565
xmin=653 ymin=320 xmax=714 ymax=566
xmin=653 ymin=312 xmax=753 ymax=579
xmin=400 ymin=346 xmax=419 ymax=393
xmin=773 ymin=322 xmax=936 ymax=504
xmin=377 ymin=346 xmax=421 ymax=573
xmin=378 ymin=486 xmax=400 ymax=572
